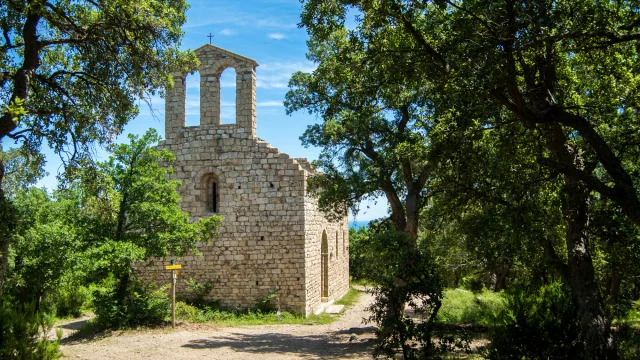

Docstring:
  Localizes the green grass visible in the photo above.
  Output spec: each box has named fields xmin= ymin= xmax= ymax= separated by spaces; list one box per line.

xmin=335 ymin=287 xmax=362 ymax=307
xmin=437 ymin=288 xmax=506 ymax=326
xmin=174 ymin=302 xmax=336 ymax=326
xmin=350 ymin=278 xmax=373 ymax=286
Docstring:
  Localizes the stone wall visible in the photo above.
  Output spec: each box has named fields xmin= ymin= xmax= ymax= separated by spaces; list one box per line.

xmin=303 ymin=190 xmax=350 ymax=315
xmin=136 ymin=45 xmax=349 ymax=316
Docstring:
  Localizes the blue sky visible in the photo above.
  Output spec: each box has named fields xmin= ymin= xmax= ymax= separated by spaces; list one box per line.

xmin=32 ymin=0 xmax=388 ymax=221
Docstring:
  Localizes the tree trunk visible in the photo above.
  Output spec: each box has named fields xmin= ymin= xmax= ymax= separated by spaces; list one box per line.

xmin=563 ymin=178 xmax=615 ymax=359
xmin=539 ymin=122 xmax=614 ymax=359
xmin=115 ymin=271 xmax=131 ymax=305
xmin=493 ymin=264 xmax=511 ymax=292
xmin=606 ymin=271 xmax=622 ymax=311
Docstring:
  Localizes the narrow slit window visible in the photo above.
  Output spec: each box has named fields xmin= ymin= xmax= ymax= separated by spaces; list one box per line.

xmin=203 ymin=174 xmax=220 ymax=213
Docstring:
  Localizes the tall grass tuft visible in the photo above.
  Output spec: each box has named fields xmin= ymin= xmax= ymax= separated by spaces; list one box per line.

xmin=437 ymin=288 xmax=506 ymax=326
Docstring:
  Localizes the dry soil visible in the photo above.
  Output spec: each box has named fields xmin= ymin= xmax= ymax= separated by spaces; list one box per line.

xmin=59 ymin=289 xmax=376 ymax=360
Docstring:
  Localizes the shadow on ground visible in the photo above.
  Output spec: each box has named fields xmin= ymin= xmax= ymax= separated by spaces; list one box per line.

xmin=182 ymin=330 xmax=375 ymax=359
xmin=59 ymin=318 xmax=90 ymax=331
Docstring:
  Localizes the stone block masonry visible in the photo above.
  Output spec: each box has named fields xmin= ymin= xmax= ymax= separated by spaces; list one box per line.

xmin=136 ymin=45 xmax=349 ymax=316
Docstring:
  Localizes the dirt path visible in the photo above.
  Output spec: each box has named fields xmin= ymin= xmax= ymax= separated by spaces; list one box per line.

xmin=60 ymin=289 xmax=376 ymax=359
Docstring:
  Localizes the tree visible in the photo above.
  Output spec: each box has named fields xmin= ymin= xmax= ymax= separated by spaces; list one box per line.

xmin=297 ymin=0 xmax=640 ymax=357
xmin=424 ymin=119 xmax=566 ymax=291
xmin=285 ymin=27 xmax=451 ymax=242
xmin=285 ymin=19 xmax=461 ymax=360
xmin=0 ymin=148 xmax=44 ymax=297
xmin=8 ymin=188 xmax=78 ymax=310
xmin=67 ymin=129 xmax=221 ymax=307
xmin=0 ymin=0 xmax=198 ymax=299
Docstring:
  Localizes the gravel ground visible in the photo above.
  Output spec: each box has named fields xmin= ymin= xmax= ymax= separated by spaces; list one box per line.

xmin=59 ymin=289 xmax=376 ymax=360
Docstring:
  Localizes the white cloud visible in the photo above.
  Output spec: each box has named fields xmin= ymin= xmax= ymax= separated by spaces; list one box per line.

xmin=257 ymin=101 xmax=283 ymax=107
xmin=256 ymin=62 xmax=316 ymax=89
xmin=219 ymin=28 xmax=236 ymax=36
xmin=184 ymin=7 xmax=296 ymax=30
xmin=268 ymin=33 xmax=286 ymax=40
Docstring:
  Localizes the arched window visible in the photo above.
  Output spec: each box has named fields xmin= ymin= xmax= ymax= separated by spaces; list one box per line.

xmin=202 ymin=173 xmax=220 ymax=213
xmin=185 ymin=70 xmax=200 ymax=126
xmin=219 ymin=67 xmax=236 ymax=124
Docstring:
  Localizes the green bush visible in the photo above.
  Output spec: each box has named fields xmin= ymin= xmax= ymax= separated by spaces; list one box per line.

xmin=0 ymin=302 xmax=62 ymax=360
xmin=254 ymin=288 xmax=279 ymax=313
xmin=461 ymin=277 xmax=485 ymax=294
xmin=174 ymin=301 xmax=310 ymax=325
xmin=182 ymin=278 xmax=216 ymax=307
xmin=93 ymin=280 xmax=169 ymax=329
xmin=437 ymin=288 xmax=505 ymax=326
xmin=42 ymin=283 xmax=90 ymax=318
xmin=614 ymin=323 xmax=640 ymax=360
xmin=488 ymin=282 xmax=584 ymax=359
xmin=364 ymin=231 xmax=450 ymax=359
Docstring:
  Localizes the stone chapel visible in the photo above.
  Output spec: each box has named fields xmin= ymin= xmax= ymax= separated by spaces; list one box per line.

xmin=137 ymin=44 xmax=349 ymax=316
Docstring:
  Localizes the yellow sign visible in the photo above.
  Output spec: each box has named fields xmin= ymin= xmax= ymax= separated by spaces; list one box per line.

xmin=165 ymin=264 xmax=182 ymax=270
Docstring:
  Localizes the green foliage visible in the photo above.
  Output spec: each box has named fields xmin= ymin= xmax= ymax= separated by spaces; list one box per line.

xmin=488 ymin=282 xmax=584 ymax=359
xmin=92 ymin=279 xmax=169 ymax=329
xmin=614 ymin=324 xmax=640 ymax=360
xmin=437 ymin=289 xmax=505 ymax=326
xmin=3 ymin=129 xmax=221 ymax=331
xmin=253 ymin=288 xmax=279 ymax=313
xmin=66 ymin=129 xmax=221 ymax=322
xmin=334 ymin=288 xmax=361 ymax=307
xmin=0 ymin=148 xmax=46 ymax=199
xmin=0 ymin=0 xmax=198 ymax=161
xmin=174 ymin=301 xmax=335 ymax=326
xmin=461 ymin=278 xmax=485 ymax=294
xmin=183 ymin=278 xmax=216 ymax=307
xmin=0 ymin=302 xmax=61 ymax=359
xmin=348 ymin=226 xmax=372 ymax=282
xmin=42 ymin=282 xmax=91 ymax=318
xmin=8 ymin=188 xmax=82 ymax=311
xmin=364 ymin=231 xmax=446 ymax=359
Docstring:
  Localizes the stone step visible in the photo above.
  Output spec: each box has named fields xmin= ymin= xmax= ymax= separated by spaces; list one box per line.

xmin=324 ymin=304 xmax=344 ymax=314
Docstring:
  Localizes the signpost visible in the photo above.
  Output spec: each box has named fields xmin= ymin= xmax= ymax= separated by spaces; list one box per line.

xmin=165 ymin=261 xmax=182 ymax=328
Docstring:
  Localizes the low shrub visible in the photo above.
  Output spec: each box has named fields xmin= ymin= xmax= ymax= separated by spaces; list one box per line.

xmin=175 ymin=301 xmax=333 ymax=325
xmin=614 ymin=323 xmax=640 ymax=360
xmin=93 ymin=280 xmax=169 ymax=329
xmin=253 ymin=288 xmax=279 ymax=313
xmin=0 ymin=302 xmax=62 ymax=360
xmin=42 ymin=283 xmax=91 ymax=318
xmin=437 ymin=288 xmax=505 ymax=326
xmin=488 ymin=281 xmax=584 ymax=359
xmin=183 ymin=278 xmax=216 ymax=307
xmin=461 ymin=277 xmax=485 ymax=294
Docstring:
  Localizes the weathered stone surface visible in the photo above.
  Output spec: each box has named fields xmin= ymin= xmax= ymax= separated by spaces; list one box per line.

xmin=324 ymin=304 xmax=345 ymax=314
xmin=136 ymin=44 xmax=349 ymax=316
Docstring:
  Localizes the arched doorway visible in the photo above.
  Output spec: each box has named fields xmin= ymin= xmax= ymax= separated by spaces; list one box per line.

xmin=321 ymin=231 xmax=329 ymax=302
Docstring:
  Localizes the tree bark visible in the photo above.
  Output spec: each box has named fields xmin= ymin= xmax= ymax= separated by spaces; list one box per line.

xmin=493 ymin=264 xmax=511 ymax=292
xmin=540 ymin=123 xmax=615 ymax=359
xmin=564 ymin=178 xmax=614 ymax=359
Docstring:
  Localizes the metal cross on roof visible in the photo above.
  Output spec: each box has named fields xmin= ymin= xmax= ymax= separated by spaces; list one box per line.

xmin=207 ymin=33 xmax=214 ymax=44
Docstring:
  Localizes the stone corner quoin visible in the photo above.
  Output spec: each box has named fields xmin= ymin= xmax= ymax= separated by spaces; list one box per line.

xmin=135 ymin=44 xmax=350 ymax=316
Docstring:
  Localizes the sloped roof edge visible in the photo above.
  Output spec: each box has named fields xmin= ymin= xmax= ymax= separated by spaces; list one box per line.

xmin=194 ymin=44 xmax=259 ymax=67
